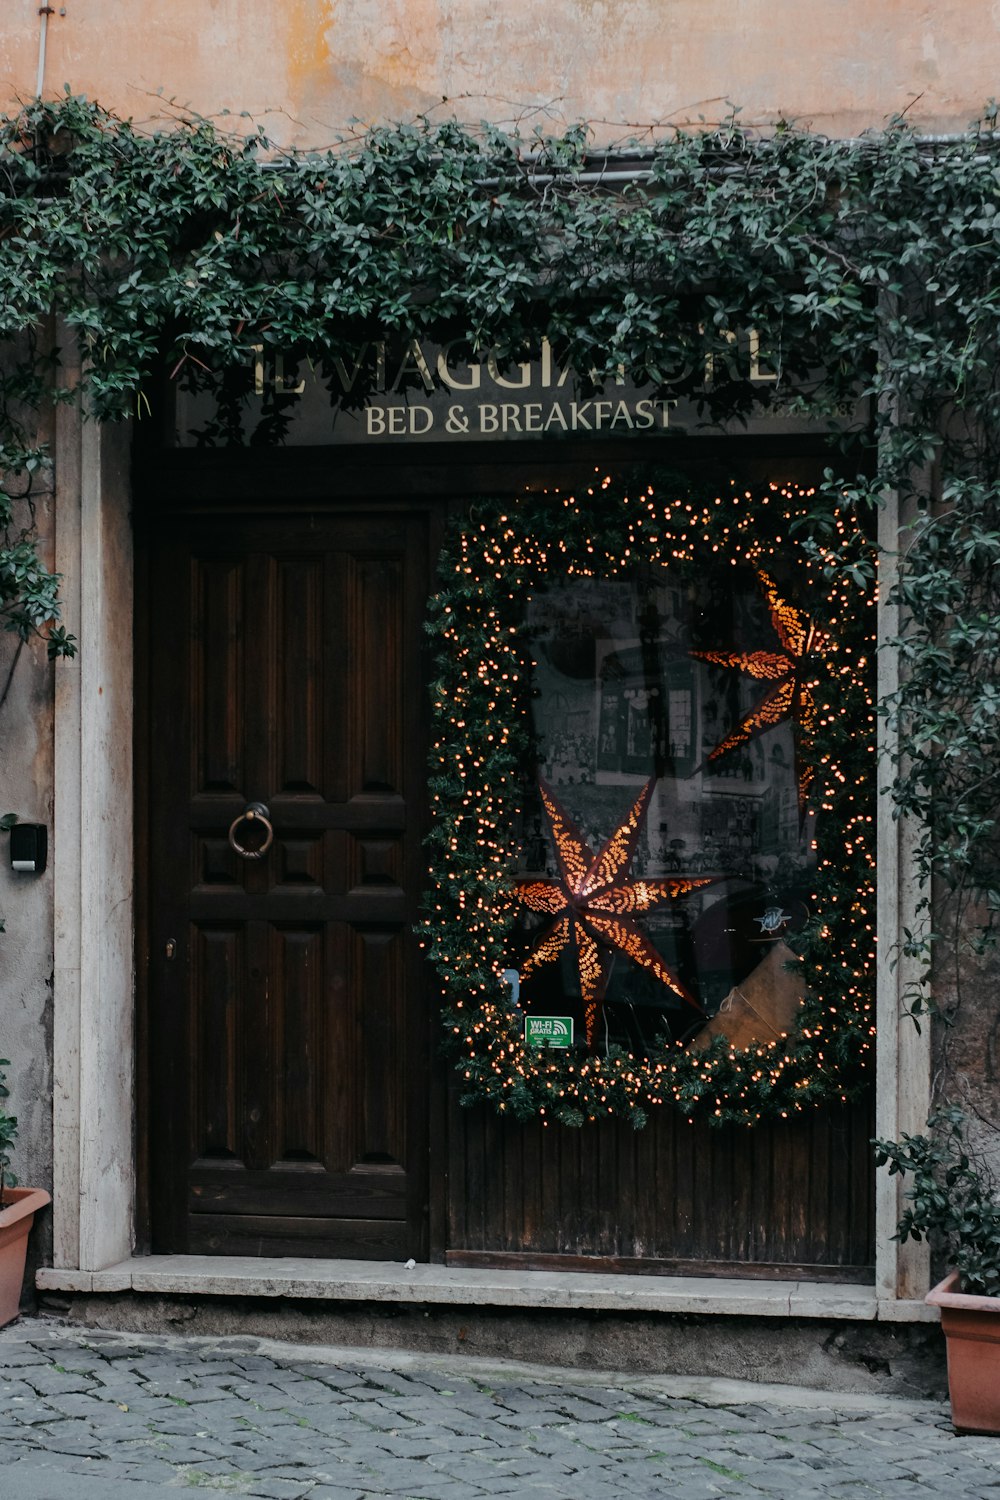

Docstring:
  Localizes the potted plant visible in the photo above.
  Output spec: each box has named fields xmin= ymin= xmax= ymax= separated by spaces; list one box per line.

xmin=875 ymin=1106 xmax=1000 ymax=1435
xmin=0 ymin=1057 xmax=50 ymax=1328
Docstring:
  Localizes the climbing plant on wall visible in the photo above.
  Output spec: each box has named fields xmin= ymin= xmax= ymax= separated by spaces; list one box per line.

xmin=2 ymin=93 xmax=1000 ymax=1110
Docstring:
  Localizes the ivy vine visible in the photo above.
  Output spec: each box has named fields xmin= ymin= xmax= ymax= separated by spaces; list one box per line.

xmin=2 ymin=94 xmax=999 ymax=1097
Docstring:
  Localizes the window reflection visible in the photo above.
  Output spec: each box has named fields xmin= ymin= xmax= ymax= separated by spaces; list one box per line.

xmin=512 ymin=563 xmax=816 ymax=1054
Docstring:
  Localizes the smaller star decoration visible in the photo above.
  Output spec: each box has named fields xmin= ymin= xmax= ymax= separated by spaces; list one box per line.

xmin=691 ymin=568 xmax=832 ymax=814
xmin=514 ymin=777 xmax=714 ymax=1048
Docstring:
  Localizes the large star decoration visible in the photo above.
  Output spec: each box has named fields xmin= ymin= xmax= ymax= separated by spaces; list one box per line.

xmin=514 ymin=777 xmax=714 ymax=1049
xmin=692 ymin=568 xmax=832 ymax=814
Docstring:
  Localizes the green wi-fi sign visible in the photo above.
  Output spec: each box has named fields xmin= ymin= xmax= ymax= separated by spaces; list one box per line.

xmin=524 ymin=1015 xmax=574 ymax=1048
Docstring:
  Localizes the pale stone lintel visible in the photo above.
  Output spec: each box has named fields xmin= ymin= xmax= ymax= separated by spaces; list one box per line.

xmin=33 ymin=1256 xmax=919 ymax=1321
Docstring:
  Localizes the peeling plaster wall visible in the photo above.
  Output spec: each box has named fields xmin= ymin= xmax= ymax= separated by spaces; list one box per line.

xmin=0 ymin=621 xmax=54 ymax=1198
xmin=0 ymin=0 xmax=998 ymax=144
xmin=933 ymin=905 xmax=1000 ymax=1179
xmin=0 ymin=410 xmax=57 ymax=1281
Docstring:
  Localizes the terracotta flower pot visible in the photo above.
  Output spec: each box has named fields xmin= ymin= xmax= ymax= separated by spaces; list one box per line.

xmin=926 ymin=1270 xmax=1000 ymax=1435
xmin=0 ymin=1187 xmax=51 ymax=1329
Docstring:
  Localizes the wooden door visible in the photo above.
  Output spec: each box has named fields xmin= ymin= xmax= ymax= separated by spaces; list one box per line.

xmin=144 ymin=509 xmax=431 ymax=1258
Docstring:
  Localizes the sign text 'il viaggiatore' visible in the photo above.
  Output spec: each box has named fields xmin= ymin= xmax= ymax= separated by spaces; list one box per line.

xmin=173 ymin=333 xmax=856 ymax=447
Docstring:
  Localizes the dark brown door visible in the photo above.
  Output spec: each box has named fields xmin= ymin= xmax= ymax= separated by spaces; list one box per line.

xmin=144 ymin=509 xmax=431 ymax=1258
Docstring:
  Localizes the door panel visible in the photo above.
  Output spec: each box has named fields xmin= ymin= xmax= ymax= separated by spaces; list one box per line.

xmin=145 ymin=511 xmax=430 ymax=1258
xmin=446 ymin=1087 xmax=875 ymax=1278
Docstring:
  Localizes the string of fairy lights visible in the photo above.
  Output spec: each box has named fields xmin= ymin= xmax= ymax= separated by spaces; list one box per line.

xmin=422 ymin=476 xmax=878 ymax=1128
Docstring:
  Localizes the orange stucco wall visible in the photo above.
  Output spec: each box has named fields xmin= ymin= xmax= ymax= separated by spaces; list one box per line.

xmin=0 ymin=0 xmax=997 ymax=145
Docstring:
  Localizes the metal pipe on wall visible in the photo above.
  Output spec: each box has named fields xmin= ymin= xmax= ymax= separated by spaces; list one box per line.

xmin=36 ymin=4 xmax=57 ymax=99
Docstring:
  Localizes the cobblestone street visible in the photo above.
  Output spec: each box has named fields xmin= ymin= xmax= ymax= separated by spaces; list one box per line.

xmin=1 ymin=1318 xmax=999 ymax=1498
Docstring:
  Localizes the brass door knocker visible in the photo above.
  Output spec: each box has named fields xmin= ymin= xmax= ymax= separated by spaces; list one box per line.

xmin=228 ymin=801 xmax=274 ymax=860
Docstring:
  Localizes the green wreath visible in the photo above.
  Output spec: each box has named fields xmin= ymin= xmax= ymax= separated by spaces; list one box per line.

xmin=423 ymin=474 xmax=877 ymax=1127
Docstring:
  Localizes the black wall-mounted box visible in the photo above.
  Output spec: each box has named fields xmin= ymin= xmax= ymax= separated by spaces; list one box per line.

xmin=10 ymin=823 xmax=47 ymax=874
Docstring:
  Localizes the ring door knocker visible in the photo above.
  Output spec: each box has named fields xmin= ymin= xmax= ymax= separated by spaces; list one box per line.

xmin=228 ymin=801 xmax=274 ymax=860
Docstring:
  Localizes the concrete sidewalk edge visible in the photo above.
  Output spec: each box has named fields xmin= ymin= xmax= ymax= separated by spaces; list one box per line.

xmin=1 ymin=1314 xmax=947 ymax=1418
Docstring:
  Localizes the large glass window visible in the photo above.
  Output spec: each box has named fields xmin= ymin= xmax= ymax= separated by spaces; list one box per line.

xmin=512 ymin=562 xmax=814 ymax=1054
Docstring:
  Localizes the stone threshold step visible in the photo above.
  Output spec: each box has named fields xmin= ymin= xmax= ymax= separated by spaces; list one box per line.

xmin=36 ymin=1255 xmax=937 ymax=1322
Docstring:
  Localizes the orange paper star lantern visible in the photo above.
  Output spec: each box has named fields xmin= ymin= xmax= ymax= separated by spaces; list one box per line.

xmin=514 ymin=777 xmax=713 ymax=1048
xmin=692 ymin=568 xmax=831 ymax=813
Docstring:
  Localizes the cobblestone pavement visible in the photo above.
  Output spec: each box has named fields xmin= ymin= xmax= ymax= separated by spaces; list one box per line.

xmin=2 ymin=1319 xmax=1000 ymax=1499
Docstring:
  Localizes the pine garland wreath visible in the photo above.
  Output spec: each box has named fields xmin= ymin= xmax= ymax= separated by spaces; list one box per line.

xmin=423 ymin=476 xmax=877 ymax=1127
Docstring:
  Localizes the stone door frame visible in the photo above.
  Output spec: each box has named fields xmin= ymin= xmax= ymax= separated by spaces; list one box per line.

xmin=49 ymin=407 xmax=930 ymax=1307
